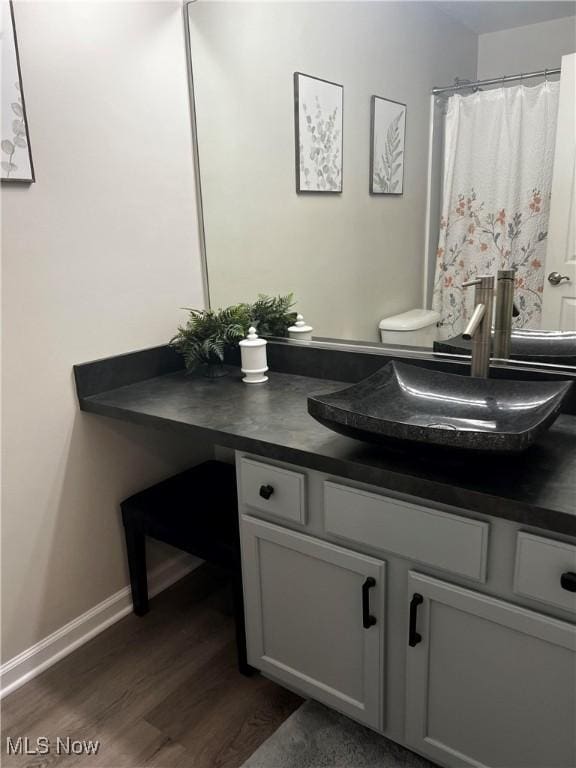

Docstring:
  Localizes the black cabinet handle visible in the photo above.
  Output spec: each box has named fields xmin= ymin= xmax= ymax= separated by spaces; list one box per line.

xmin=362 ymin=577 xmax=377 ymax=629
xmin=259 ymin=484 xmax=274 ymax=500
xmin=560 ymin=572 xmax=576 ymax=592
xmin=408 ymin=593 xmax=424 ymax=647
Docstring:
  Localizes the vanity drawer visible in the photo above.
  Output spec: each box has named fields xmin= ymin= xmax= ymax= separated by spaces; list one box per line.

xmin=324 ymin=482 xmax=489 ymax=581
xmin=238 ymin=457 xmax=306 ymax=524
xmin=514 ymin=533 xmax=576 ymax=614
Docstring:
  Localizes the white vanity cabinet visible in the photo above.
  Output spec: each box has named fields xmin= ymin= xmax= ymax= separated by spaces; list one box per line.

xmin=405 ymin=572 xmax=576 ymax=768
xmin=237 ymin=453 xmax=576 ymax=768
xmin=241 ymin=515 xmax=385 ymax=729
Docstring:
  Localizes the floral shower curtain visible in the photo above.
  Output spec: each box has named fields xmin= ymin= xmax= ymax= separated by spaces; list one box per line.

xmin=432 ymin=81 xmax=560 ymax=338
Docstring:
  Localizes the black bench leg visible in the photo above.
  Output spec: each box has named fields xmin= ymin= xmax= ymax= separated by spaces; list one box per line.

xmin=122 ymin=511 xmax=149 ymax=617
xmin=232 ymin=574 xmax=257 ymax=677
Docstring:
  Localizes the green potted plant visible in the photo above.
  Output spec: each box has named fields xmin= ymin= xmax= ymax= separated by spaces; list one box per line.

xmin=171 ymin=293 xmax=296 ymax=377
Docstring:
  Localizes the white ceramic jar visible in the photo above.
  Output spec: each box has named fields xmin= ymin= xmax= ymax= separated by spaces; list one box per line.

xmin=239 ymin=327 xmax=269 ymax=383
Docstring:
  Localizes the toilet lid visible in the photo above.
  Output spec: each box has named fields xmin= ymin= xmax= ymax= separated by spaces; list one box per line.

xmin=379 ymin=309 xmax=440 ymax=332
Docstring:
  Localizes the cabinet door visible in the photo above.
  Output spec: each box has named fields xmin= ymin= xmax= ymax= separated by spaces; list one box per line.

xmin=241 ymin=515 xmax=385 ymax=730
xmin=405 ymin=572 xmax=576 ymax=768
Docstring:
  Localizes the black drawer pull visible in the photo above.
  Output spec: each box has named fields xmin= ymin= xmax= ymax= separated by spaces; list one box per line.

xmin=408 ymin=593 xmax=424 ymax=647
xmin=560 ymin=572 xmax=576 ymax=592
xmin=362 ymin=577 xmax=377 ymax=629
xmin=259 ymin=484 xmax=274 ymax=500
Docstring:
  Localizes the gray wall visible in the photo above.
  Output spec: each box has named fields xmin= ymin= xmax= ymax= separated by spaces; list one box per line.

xmin=478 ymin=16 xmax=576 ymax=79
xmin=2 ymin=1 xmax=207 ymax=664
xmin=190 ymin=2 xmax=477 ymax=341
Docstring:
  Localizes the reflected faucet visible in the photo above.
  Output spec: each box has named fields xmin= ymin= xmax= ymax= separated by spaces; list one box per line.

xmin=493 ymin=269 xmax=517 ymax=360
xmin=462 ymin=275 xmax=494 ymax=378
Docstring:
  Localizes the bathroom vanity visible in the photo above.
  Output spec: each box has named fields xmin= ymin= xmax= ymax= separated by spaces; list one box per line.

xmin=237 ymin=452 xmax=575 ymax=768
xmin=74 ymin=344 xmax=576 ymax=768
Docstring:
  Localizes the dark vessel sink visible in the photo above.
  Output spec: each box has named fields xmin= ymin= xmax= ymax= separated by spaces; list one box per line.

xmin=434 ymin=330 xmax=576 ymax=366
xmin=307 ymin=361 xmax=572 ymax=453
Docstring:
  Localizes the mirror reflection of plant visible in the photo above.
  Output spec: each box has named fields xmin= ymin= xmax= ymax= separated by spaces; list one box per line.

xmin=251 ymin=293 xmax=297 ymax=336
xmin=171 ymin=294 xmax=296 ymax=370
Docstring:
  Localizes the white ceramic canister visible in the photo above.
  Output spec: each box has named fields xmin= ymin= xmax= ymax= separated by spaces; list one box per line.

xmin=288 ymin=313 xmax=314 ymax=341
xmin=239 ymin=326 xmax=269 ymax=383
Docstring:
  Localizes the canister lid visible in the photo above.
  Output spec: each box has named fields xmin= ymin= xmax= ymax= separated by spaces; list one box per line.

xmin=239 ymin=326 xmax=267 ymax=347
xmin=288 ymin=313 xmax=313 ymax=334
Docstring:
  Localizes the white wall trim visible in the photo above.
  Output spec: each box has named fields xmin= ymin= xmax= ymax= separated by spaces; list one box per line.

xmin=0 ymin=554 xmax=201 ymax=699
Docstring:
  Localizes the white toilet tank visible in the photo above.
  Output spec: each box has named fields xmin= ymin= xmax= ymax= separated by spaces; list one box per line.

xmin=379 ymin=309 xmax=440 ymax=347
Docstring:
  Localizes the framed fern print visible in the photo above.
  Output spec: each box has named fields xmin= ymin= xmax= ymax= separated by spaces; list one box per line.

xmin=370 ymin=96 xmax=405 ymax=195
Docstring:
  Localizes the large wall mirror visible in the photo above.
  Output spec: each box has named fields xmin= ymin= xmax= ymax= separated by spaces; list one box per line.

xmin=187 ymin=1 xmax=576 ymax=368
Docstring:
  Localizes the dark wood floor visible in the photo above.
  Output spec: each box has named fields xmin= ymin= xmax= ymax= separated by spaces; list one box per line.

xmin=1 ymin=565 xmax=302 ymax=768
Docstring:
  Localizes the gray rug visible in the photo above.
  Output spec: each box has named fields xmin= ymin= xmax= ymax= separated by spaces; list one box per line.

xmin=242 ymin=700 xmax=437 ymax=768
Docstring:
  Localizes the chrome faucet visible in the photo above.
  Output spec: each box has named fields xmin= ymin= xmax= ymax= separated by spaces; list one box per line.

xmin=493 ymin=269 xmax=517 ymax=360
xmin=462 ymin=275 xmax=494 ymax=378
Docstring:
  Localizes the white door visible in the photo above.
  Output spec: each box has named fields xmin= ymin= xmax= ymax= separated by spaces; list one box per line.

xmin=240 ymin=515 xmax=385 ymax=730
xmin=542 ymin=53 xmax=576 ymax=330
xmin=405 ymin=571 xmax=576 ymax=768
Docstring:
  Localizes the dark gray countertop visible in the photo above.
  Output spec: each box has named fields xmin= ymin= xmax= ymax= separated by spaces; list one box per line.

xmin=77 ymin=366 xmax=576 ymax=536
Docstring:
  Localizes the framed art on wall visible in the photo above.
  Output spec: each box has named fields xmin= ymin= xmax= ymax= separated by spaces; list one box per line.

xmin=370 ymin=96 xmax=405 ymax=195
xmin=1 ymin=1 xmax=34 ymax=183
xmin=294 ymin=73 xmax=343 ymax=193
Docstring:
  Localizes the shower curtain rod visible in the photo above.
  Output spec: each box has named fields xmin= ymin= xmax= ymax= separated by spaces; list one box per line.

xmin=432 ymin=67 xmax=561 ymax=95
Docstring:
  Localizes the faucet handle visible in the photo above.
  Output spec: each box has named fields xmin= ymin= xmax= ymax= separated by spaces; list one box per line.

xmin=463 ymin=275 xmax=494 ymax=290
xmin=462 ymin=303 xmax=486 ymax=340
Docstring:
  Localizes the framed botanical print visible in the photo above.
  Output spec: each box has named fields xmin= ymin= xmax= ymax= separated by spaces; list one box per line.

xmin=1 ymin=1 xmax=34 ymax=182
xmin=294 ymin=72 xmax=343 ymax=193
xmin=370 ymin=96 xmax=405 ymax=195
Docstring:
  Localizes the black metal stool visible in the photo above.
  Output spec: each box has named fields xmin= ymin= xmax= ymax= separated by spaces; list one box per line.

xmin=120 ymin=460 xmax=254 ymax=676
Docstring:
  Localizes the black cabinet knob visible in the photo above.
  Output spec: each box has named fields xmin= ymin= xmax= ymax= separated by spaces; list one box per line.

xmin=560 ymin=572 xmax=576 ymax=592
xmin=259 ymin=484 xmax=274 ymax=500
